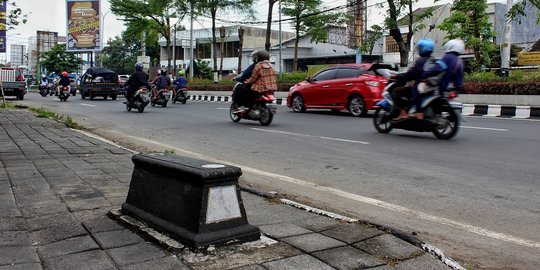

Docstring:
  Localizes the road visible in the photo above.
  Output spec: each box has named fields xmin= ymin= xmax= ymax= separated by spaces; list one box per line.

xmin=12 ymin=93 xmax=540 ymax=269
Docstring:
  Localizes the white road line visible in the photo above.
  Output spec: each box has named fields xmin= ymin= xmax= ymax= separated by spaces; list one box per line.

xmin=80 ymin=103 xmax=96 ymax=107
xmin=100 ymin=132 xmax=539 ymax=249
xmin=462 ymin=126 xmax=508 ymax=132
xmin=253 ymin=128 xmax=370 ymax=145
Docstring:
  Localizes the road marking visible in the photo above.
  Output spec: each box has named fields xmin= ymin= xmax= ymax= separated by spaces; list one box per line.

xmin=462 ymin=126 xmax=508 ymax=132
xmin=253 ymin=128 xmax=370 ymax=145
xmin=94 ymin=131 xmax=539 ymax=249
xmin=80 ymin=103 xmax=96 ymax=107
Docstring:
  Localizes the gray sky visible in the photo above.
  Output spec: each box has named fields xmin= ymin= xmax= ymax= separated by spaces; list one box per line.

xmin=5 ymin=0 xmax=506 ymax=61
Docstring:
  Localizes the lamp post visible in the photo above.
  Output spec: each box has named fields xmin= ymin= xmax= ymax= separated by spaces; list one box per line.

xmin=100 ymin=10 xmax=111 ymax=67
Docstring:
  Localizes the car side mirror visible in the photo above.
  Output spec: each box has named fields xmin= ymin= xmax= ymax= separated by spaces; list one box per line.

xmin=306 ymin=77 xmax=313 ymax=83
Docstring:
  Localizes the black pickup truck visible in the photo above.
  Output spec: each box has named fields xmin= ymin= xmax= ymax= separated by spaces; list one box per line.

xmin=79 ymin=67 xmax=120 ymax=100
xmin=0 ymin=68 xmax=27 ymax=100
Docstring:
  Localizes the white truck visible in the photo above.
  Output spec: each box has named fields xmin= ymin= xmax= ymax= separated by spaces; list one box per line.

xmin=0 ymin=67 xmax=27 ymax=100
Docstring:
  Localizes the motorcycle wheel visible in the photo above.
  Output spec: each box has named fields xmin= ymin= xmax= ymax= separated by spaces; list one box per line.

xmin=172 ymin=94 xmax=177 ymax=104
xmin=111 ymin=95 xmax=117 ymax=101
xmin=138 ymin=106 xmax=145 ymax=113
xmin=162 ymin=101 xmax=167 ymax=108
xmin=126 ymin=103 xmax=132 ymax=112
xmin=373 ymin=107 xmax=393 ymax=134
xmin=151 ymin=101 xmax=156 ymax=107
xmin=181 ymin=99 xmax=187 ymax=104
xmin=230 ymin=103 xmax=241 ymax=122
xmin=259 ymin=108 xmax=274 ymax=126
xmin=432 ymin=107 xmax=459 ymax=140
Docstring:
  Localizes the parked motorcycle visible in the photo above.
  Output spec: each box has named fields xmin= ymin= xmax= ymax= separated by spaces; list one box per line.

xmin=229 ymin=83 xmax=277 ymax=126
xmin=57 ymin=86 xmax=70 ymax=102
xmin=151 ymin=87 xmax=171 ymax=108
xmin=126 ymin=87 xmax=150 ymax=113
xmin=373 ymin=80 xmax=463 ymax=139
xmin=172 ymin=87 xmax=188 ymax=104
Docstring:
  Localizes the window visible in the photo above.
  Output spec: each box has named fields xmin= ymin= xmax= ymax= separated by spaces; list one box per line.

xmin=335 ymin=68 xmax=365 ymax=79
xmin=196 ymin=43 xmax=211 ymax=58
xmin=385 ymin=34 xmax=409 ymax=53
xmin=312 ymin=69 xmax=337 ymax=81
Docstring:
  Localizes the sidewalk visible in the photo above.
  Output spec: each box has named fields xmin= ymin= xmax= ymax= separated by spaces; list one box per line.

xmin=0 ymin=109 xmax=457 ymax=270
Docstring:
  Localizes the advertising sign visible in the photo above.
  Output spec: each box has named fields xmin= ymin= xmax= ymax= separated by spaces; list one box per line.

xmin=66 ymin=0 xmax=101 ymax=52
xmin=0 ymin=1 xmax=6 ymax=53
xmin=518 ymin=51 xmax=540 ymax=65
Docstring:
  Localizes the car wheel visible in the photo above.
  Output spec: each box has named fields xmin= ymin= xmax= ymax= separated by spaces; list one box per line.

xmin=349 ymin=95 xmax=366 ymax=117
xmin=292 ymin=94 xmax=306 ymax=113
xmin=103 ymin=95 xmax=108 ymax=100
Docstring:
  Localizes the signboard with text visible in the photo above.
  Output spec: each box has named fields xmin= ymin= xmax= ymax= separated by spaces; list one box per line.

xmin=0 ymin=1 xmax=6 ymax=53
xmin=518 ymin=52 xmax=540 ymax=65
xmin=66 ymin=0 xmax=101 ymax=52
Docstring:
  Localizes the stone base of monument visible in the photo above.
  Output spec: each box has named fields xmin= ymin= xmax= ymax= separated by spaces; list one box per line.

xmin=121 ymin=153 xmax=260 ymax=248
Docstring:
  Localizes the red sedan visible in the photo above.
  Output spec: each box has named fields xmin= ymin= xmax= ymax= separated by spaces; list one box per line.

xmin=287 ymin=63 xmax=396 ymax=116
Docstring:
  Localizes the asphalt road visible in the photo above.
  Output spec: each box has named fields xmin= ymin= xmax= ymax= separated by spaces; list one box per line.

xmin=12 ymin=93 xmax=540 ymax=269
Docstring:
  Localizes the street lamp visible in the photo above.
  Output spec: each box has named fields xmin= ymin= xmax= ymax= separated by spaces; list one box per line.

xmin=100 ymin=10 xmax=112 ymax=67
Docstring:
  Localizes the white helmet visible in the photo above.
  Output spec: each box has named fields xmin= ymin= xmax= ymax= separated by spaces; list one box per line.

xmin=444 ymin=39 xmax=465 ymax=54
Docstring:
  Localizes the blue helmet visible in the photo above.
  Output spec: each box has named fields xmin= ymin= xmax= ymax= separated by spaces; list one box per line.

xmin=417 ymin=38 xmax=434 ymax=57
xmin=135 ymin=63 xmax=143 ymax=71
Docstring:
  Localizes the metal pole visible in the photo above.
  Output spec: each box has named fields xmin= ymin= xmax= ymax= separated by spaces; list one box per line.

xmin=279 ymin=0 xmax=282 ymax=75
xmin=500 ymin=0 xmax=512 ymax=77
xmin=173 ymin=24 xmax=177 ymax=76
xmin=189 ymin=2 xmax=194 ymax=78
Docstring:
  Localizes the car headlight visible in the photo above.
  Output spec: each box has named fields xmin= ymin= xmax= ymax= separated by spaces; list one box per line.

xmin=289 ymin=86 xmax=296 ymax=92
xmin=365 ymin=81 xmax=379 ymax=87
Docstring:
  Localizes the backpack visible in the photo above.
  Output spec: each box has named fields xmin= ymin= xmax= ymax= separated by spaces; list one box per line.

xmin=157 ymin=75 xmax=170 ymax=89
xmin=417 ymin=57 xmax=445 ymax=94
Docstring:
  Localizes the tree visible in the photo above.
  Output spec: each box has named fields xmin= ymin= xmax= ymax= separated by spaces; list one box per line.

xmin=384 ymin=0 xmax=434 ymax=67
xmin=197 ymin=0 xmax=254 ymax=73
xmin=360 ymin=25 xmax=384 ymax=55
xmin=2 ymin=0 xmax=28 ymax=29
xmin=439 ymin=0 xmax=495 ymax=70
xmin=265 ymin=0 xmax=278 ymax=51
xmin=282 ymin=0 xmax=349 ymax=71
xmin=109 ymin=0 xmax=190 ymax=71
xmin=508 ymin=0 xmax=540 ymax=24
xmin=40 ymin=45 xmax=83 ymax=74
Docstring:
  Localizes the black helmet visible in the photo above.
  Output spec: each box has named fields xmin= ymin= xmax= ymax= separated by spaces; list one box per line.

xmin=135 ymin=63 xmax=143 ymax=71
xmin=251 ymin=50 xmax=270 ymax=63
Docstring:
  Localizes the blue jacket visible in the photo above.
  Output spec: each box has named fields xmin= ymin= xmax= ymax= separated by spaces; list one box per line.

xmin=236 ymin=63 xmax=255 ymax=83
xmin=174 ymin=76 xmax=188 ymax=88
xmin=423 ymin=52 xmax=464 ymax=94
xmin=396 ymin=56 xmax=431 ymax=87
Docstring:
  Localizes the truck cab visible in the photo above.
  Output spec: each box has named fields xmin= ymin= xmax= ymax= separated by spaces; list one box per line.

xmin=0 ymin=67 xmax=27 ymax=100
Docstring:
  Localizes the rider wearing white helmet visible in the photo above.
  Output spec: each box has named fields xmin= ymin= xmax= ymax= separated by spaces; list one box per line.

xmin=424 ymin=39 xmax=465 ymax=95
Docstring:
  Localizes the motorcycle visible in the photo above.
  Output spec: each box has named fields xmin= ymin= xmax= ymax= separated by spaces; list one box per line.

xmin=172 ymin=87 xmax=188 ymax=104
xmin=373 ymin=80 xmax=463 ymax=139
xmin=151 ymin=87 xmax=171 ymax=108
xmin=229 ymin=83 xmax=277 ymax=126
xmin=126 ymin=87 xmax=150 ymax=113
xmin=38 ymin=83 xmax=49 ymax=97
xmin=57 ymin=85 xmax=70 ymax=102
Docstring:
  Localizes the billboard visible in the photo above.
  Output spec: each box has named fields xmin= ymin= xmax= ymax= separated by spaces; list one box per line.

xmin=66 ymin=0 xmax=101 ymax=52
xmin=0 ymin=1 xmax=6 ymax=53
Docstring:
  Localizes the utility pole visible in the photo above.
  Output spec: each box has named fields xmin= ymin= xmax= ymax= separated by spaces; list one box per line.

xmin=351 ymin=0 xmax=364 ymax=64
xmin=237 ymin=27 xmax=244 ymax=74
xmin=173 ymin=24 xmax=177 ymax=76
xmin=189 ymin=1 xmax=194 ymax=79
xmin=279 ymin=0 xmax=282 ymax=76
xmin=501 ymin=0 xmax=512 ymax=77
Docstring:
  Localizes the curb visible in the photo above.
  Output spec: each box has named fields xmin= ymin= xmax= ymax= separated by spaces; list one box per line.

xmin=188 ymin=94 xmax=540 ymax=119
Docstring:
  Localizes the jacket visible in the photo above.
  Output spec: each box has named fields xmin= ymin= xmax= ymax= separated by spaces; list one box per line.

xmin=244 ymin=60 xmax=277 ymax=93
xmin=423 ymin=52 xmax=464 ymax=94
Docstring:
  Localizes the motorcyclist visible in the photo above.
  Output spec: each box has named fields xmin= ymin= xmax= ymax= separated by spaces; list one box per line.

xmin=125 ymin=63 xmax=151 ymax=103
xmin=422 ymin=39 xmax=465 ymax=98
xmin=151 ymin=69 xmax=171 ymax=101
xmin=39 ymin=74 xmax=48 ymax=90
xmin=234 ymin=50 xmax=277 ymax=111
xmin=56 ymin=71 xmax=71 ymax=96
xmin=391 ymin=38 xmax=435 ymax=120
xmin=173 ymin=69 xmax=188 ymax=98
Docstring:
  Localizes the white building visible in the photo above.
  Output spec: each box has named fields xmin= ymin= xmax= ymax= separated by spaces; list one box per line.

xmin=10 ymin=44 xmax=26 ymax=68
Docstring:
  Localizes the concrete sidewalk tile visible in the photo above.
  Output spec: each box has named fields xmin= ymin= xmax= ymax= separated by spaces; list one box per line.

xmin=42 ymin=250 xmax=115 ymax=270
xmin=321 ymin=223 xmax=384 ymax=244
xmin=81 ymin=217 xmax=124 ymax=233
xmin=26 ymin=213 xmax=79 ymax=232
xmin=93 ymin=229 xmax=144 ymax=249
xmin=312 ymin=246 xmax=386 ymax=270
xmin=231 ymin=265 xmax=266 ymax=270
xmin=30 ymin=223 xmax=88 ymax=245
xmin=281 ymin=233 xmax=347 ymax=253
xmin=354 ymin=234 xmax=423 ymax=261
xmin=0 ymin=262 xmax=42 ymax=270
xmin=0 ymin=231 xmax=32 ymax=246
xmin=65 ymin=197 xmax=112 ymax=212
xmin=120 ymin=256 xmax=190 ymax=270
xmin=38 ymin=235 xmax=99 ymax=259
xmin=259 ymin=223 xmax=313 ymax=239
xmin=262 ymin=254 xmax=334 ymax=270
xmin=106 ymin=242 xmax=167 ymax=266
xmin=0 ymin=217 xmax=27 ymax=231
xmin=394 ymin=254 xmax=449 ymax=270
xmin=364 ymin=266 xmax=394 ymax=270
xmin=290 ymin=216 xmax=340 ymax=232
xmin=0 ymin=246 xmax=40 ymax=265
xmin=19 ymin=202 xmax=69 ymax=218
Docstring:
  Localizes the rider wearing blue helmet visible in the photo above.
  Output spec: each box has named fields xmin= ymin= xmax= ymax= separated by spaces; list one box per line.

xmin=391 ymin=38 xmax=435 ymax=120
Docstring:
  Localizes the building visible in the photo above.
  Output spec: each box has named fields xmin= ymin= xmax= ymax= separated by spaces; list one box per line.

xmin=10 ymin=44 xmax=27 ymax=68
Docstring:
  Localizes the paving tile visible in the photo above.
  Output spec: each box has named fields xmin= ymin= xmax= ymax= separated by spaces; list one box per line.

xmin=38 ymin=235 xmax=100 ymax=259
xmin=93 ymin=229 xmax=144 ymax=249
xmin=281 ymin=233 xmax=347 ymax=253
xmin=106 ymin=242 xmax=167 ymax=266
xmin=120 ymin=256 xmax=190 ymax=270
xmin=230 ymin=265 xmax=267 ymax=270
xmin=259 ymin=223 xmax=313 ymax=239
xmin=0 ymin=246 xmax=40 ymax=265
xmin=312 ymin=246 xmax=386 ymax=270
xmin=321 ymin=223 xmax=384 ymax=244
xmin=0 ymin=263 xmax=42 ymax=270
xmin=42 ymin=250 xmax=115 ymax=270
xmin=82 ymin=216 xmax=124 ymax=233
xmin=65 ymin=197 xmax=112 ymax=211
xmin=395 ymin=254 xmax=449 ymax=270
xmin=353 ymin=234 xmax=423 ymax=261
xmin=30 ymin=223 xmax=88 ymax=245
xmin=26 ymin=213 xmax=79 ymax=232
xmin=19 ymin=202 xmax=70 ymax=218
xmin=262 ymin=254 xmax=334 ymax=270
xmin=0 ymin=231 xmax=32 ymax=246
xmin=0 ymin=217 xmax=27 ymax=231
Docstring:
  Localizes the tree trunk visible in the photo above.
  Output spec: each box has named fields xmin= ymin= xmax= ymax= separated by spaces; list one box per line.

xmin=211 ymin=9 xmax=218 ymax=72
xmin=220 ymin=26 xmax=225 ymax=76
xmin=238 ymin=27 xmax=244 ymax=73
xmin=166 ymin=18 xmax=172 ymax=71
xmin=265 ymin=0 xmax=276 ymax=52
xmin=293 ymin=14 xmax=300 ymax=72
xmin=387 ymin=0 xmax=408 ymax=67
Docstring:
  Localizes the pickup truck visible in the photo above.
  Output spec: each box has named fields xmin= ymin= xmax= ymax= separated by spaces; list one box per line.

xmin=0 ymin=68 xmax=27 ymax=100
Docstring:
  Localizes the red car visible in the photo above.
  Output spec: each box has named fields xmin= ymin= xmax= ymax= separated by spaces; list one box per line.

xmin=287 ymin=63 xmax=396 ymax=116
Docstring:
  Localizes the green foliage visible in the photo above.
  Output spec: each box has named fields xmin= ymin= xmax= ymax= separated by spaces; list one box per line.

xmin=508 ymin=0 xmax=540 ymax=24
xmin=463 ymin=81 xmax=540 ymax=95
xmin=361 ymin=25 xmax=384 ymax=55
xmin=464 ymin=69 xmax=540 ymax=82
xmin=28 ymin=107 xmax=83 ymax=129
xmin=196 ymin=59 xmax=213 ymax=80
xmin=40 ymin=45 xmax=83 ymax=74
xmin=100 ymin=33 xmax=159 ymax=74
xmin=164 ymin=148 xmax=176 ymax=154
xmin=439 ymin=0 xmax=495 ymax=70
xmin=3 ymin=0 xmax=28 ymax=29
xmin=0 ymin=102 xmax=16 ymax=109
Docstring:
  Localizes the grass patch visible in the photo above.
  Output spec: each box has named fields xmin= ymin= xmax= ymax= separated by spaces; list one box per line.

xmin=28 ymin=107 xmax=84 ymax=130
xmin=164 ymin=148 xmax=176 ymax=154
xmin=0 ymin=102 xmax=16 ymax=109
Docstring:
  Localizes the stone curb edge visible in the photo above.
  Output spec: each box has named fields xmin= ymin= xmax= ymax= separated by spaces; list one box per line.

xmin=187 ymin=95 xmax=540 ymax=119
